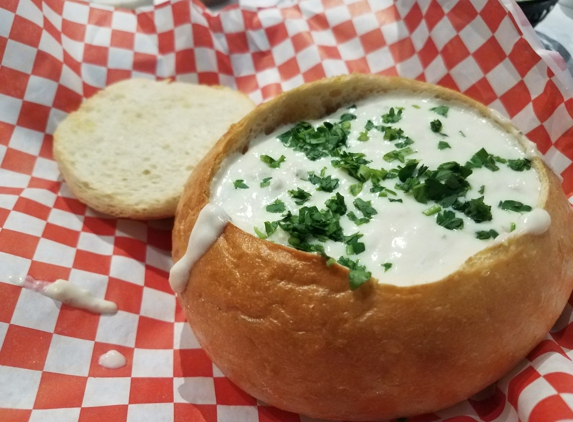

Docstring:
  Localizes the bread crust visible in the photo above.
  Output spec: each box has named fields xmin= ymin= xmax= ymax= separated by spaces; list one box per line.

xmin=173 ymin=74 xmax=573 ymax=420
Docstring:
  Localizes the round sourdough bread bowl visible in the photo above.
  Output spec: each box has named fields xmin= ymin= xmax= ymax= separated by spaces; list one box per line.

xmin=172 ymin=74 xmax=573 ymax=420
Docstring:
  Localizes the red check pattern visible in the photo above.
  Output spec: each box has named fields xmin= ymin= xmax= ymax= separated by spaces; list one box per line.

xmin=0 ymin=0 xmax=572 ymax=421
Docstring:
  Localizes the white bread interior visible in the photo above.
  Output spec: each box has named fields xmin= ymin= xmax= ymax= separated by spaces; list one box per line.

xmin=53 ymin=79 xmax=255 ymax=220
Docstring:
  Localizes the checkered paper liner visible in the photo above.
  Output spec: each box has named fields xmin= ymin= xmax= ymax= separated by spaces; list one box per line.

xmin=1 ymin=0 xmax=573 ymax=421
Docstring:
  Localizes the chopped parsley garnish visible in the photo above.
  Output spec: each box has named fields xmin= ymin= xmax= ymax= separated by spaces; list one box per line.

xmin=382 ymin=107 xmax=403 ymax=123
xmin=499 ymin=200 xmax=532 ymax=213
xmin=388 ymin=198 xmax=402 ymax=203
xmin=325 ymin=193 xmax=347 ymax=216
xmin=326 ymin=257 xmax=336 ymax=266
xmin=340 ymin=113 xmax=357 ymax=122
xmin=395 ymin=137 xmax=414 ymax=148
xmin=507 ymin=158 xmax=531 ymax=171
xmin=423 ymin=204 xmax=441 ymax=216
xmin=349 ymin=183 xmax=363 ymax=196
xmin=383 ymin=147 xmax=416 ymax=163
xmin=337 ymin=257 xmax=371 ymax=290
xmin=430 ymin=105 xmax=449 ymax=117
xmin=375 ymin=187 xmax=397 ymax=198
xmin=459 ymin=131 xmax=466 ymax=137
xmin=254 ymin=221 xmax=279 ymax=239
xmin=345 ymin=233 xmax=365 ymax=255
xmin=379 ymin=126 xmax=404 ymax=141
xmin=279 ymin=206 xmax=345 ymax=246
xmin=430 ymin=119 xmax=442 ymax=133
xmin=277 ymin=118 xmax=350 ymax=161
xmin=406 ymin=161 xmax=472 ymax=205
xmin=454 ymin=196 xmax=492 ymax=223
xmin=436 ymin=210 xmax=464 ymax=230
xmin=412 ymin=104 xmax=420 ymax=109
xmin=260 ymin=177 xmax=272 ymax=188
xmin=466 ymin=148 xmax=499 ymax=172
xmin=381 ymin=262 xmax=392 ymax=272
xmin=510 ymin=222 xmax=516 ymax=232
xmin=476 ymin=229 xmax=499 ymax=240
xmin=438 ymin=141 xmax=451 ymax=150
xmin=331 ymin=150 xmax=372 ymax=182
xmin=365 ymin=120 xmax=375 ymax=131
xmin=288 ymin=188 xmax=311 ymax=205
xmin=478 ymin=185 xmax=485 ymax=194
xmin=307 ymin=169 xmax=340 ymax=192
xmin=233 ymin=179 xmax=248 ymax=189
xmin=353 ymin=198 xmax=378 ymax=219
xmin=358 ymin=131 xmax=369 ymax=141
xmin=347 ymin=211 xmax=370 ymax=226
xmin=260 ymin=154 xmax=285 ymax=168
xmin=266 ymin=199 xmax=286 ymax=213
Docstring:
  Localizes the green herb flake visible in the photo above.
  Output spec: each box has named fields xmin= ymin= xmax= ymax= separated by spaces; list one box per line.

xmin=438 ymin=141 xmax=451 ymax=150
xmin=233 ymin=179 xmax=249 ymax=189
xmin=308 ymin=170 xmax=340 ymax=193
xmin=395 ymin=137 xmax=414 ymax=148
xmin=260 ymin=177 xmax=272 ymax=188
xmin=381 ymin=262 xmax=392 ymax=272
xmin=478 ymin=185 xmax=485 ymax=194
xmin=466 ymin=148 xmax=499 ymax=172
xmin=254 ymin=227 xmax=267 ymax=239
xmin=266 ymin=199 xmax=286 ymax=213
xmin=337 ymin=256 xmax=371 ymax=290
xmin=277 ymin=119 xmax=350 ymax=161
xmin=382 ymin=107 xmax=403 ymax=124
xmin=499 ymin=200 xmax=532 ymax=213
xmin=340 ymin=113 xmax=357 ymax=122
xmin=476 ymin=229 xmax=499 ymax=240
xmin=345 ymin=233 xmax=366 ymax=255
xmin=430 ymin=119 xmax=442 ymax=133
xmin=347 ymin=211 xmax=370 ymax=226
xmin=381 ymin=126 xmax=404 ymax=141
xmin=349 ymin=183 xmax=363 ymax=196
xmin=326 ymin=257 xmax=336 ymax=267
xmin=454 ymin=196 xmax=492 ymax=223
xmin=331 ymin=151 xmax=372 ymax=182
xmin=430 ymin=105 xmax=449 ymax=117
xmin=354 ymin=198 xmax=378 ymax=219
xmin=507 ymin=158 xmax=532 ymax=171
xmin=325 ymin=192 xmax=347 ymax=216
xmin=423 ymin=204 xmax=442 ymax=216
xmin=365 ymin=120 xmax=375 ymax=131
xmin=264 ymin=221 xmax=278 ymax=236
xmin=459 ymin=130 xmax=466 ymax=137
xmin=383 ymin=147 xmax=416 ymax=163
xmin=412 ymin=104 xmax=420 ymax=109
xmin=388 ymin=198 xmax=403 ymax=203
xmin=358 ymin=131 xmax=369 ymax=141
xmin=260 ymin=154 xmax=286 ymax=168
xmin=288 ymin=188 xmax=312 ymax=205
xmin=255 ymin=221 xmax=279 ymax=239
xmin=436 ymin=210 xmax=464 ymax=230
xmin=510 ymin=222 xmax=516 ymax=232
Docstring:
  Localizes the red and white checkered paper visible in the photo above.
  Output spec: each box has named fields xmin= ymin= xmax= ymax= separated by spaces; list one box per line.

xmin=1 ymin=0 xmax=573 ymax=421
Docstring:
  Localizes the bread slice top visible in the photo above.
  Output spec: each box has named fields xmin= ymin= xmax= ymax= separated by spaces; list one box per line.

xmin=53 ymin=78 xmax=255 ymax=220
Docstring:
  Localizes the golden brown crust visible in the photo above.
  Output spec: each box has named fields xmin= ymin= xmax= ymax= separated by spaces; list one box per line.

xmin=173 ymin=74 xmax=573 ymax=420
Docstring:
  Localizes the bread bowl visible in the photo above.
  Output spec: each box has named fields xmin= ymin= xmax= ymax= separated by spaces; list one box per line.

xmin=170 ymin=74 xmax=573 ymax=420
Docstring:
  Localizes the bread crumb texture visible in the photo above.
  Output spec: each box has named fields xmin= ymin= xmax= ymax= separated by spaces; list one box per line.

xmin=53 ymin=79 xmax=255 ymax=219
